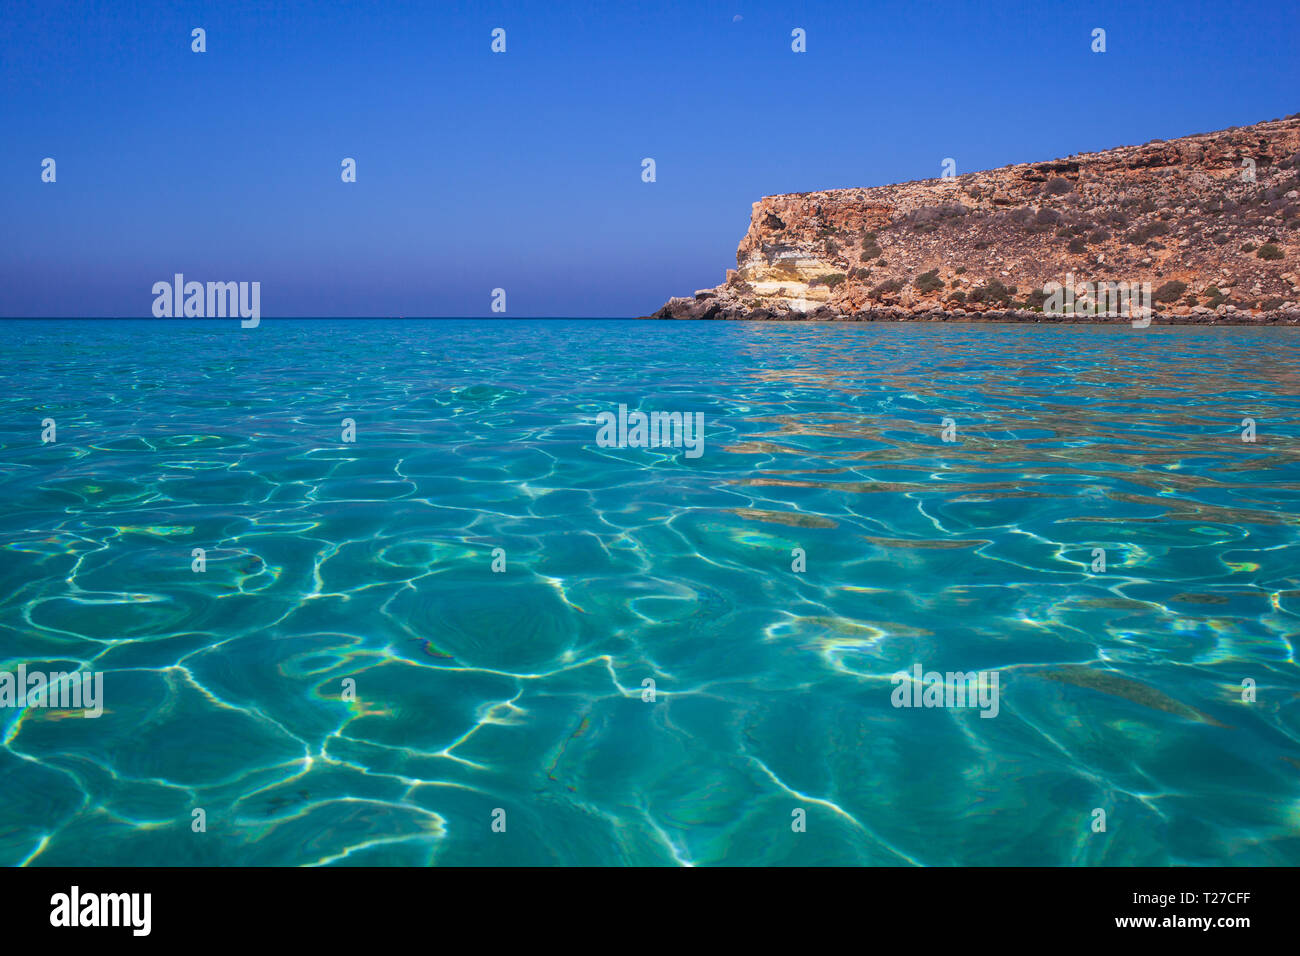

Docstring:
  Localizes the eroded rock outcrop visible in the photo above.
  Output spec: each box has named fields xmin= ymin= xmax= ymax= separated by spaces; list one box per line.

xmin=648 ymin=115 xmax=1300 ymax=324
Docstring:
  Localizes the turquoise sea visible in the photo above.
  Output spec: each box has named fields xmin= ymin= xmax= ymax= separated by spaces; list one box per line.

xmin=2 ymin=318 xmax=1299 ymax=866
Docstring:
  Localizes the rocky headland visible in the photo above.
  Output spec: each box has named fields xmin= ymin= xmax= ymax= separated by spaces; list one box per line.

xmin=647 ymin=115 xmax=1300 ymax=324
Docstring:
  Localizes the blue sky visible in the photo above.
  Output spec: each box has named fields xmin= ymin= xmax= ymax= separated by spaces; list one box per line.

xmin=3 ymin=0 xmax=1297 ymax=317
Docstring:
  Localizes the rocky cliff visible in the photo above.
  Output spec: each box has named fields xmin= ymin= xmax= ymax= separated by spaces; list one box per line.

xmin=648 ymin=115 xmax=1300 ymax=323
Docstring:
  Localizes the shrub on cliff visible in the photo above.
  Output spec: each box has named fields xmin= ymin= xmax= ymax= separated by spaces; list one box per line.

xmin=968 ymin=280 xmax=1014 ymax=306
xmin=1262 ymin=297 xmax=1287 ymax=311
xmin=1257 ymin=243 xmax=1284 ymax=260
xmin=1068 ymin=237 xmax=1088 ymax=253
xmin=810 ymin=273 xmax=846 ymax=289
xmin=948 ymin=290 xmax=967 ymax=305
xmin=909 ymin=204 xmax=968 ymax=231
xmin=860 ymin=244 xmax=882 ymax=261
xmin=823 ymin=239 xmax=840 ymax=258
xmin=914 ymin=270 xmax=943 ymax=294
xmin=871 ymin=278 xmax=904 ymax=297
xmin=1045 ymin=177 xmax=1073 ymax=195
xmin=1022 ymin=289 xmax=1049 ymax=310
xmin=1202 ymin=286 xmax=1227 ymax=308
xmin=1131 ymin=221 xmax=1171 ymax=243
xmin=1153 ymin=280 xmax=1187 ymax=303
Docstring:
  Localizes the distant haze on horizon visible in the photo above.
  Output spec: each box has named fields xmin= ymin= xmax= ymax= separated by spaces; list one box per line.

xmin=4 ymin=0 xmax=1298 ymax=317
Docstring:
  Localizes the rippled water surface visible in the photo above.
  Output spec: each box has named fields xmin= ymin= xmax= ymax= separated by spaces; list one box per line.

xmin=2 ymin=318 xmax=1299 ymax=866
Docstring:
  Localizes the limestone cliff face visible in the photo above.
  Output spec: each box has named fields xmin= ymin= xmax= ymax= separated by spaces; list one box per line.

xmin=649 ymin=115 xmax=1300 ymax=323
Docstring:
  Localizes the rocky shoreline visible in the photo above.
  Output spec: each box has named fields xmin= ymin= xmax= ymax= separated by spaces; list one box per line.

xmin=649 ymin=299 xmax=1300 ymax=325
xmin=645 ymin=115 xmax=1300 ymax=326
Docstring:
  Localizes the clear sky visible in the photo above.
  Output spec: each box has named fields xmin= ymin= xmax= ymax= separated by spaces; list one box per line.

xmin=3 ymin=0 xmax=1297 ymax=317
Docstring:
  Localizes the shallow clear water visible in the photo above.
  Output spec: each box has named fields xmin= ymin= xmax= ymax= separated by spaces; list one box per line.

xmin=2 ymin=318 xmax=1299 ymax=866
